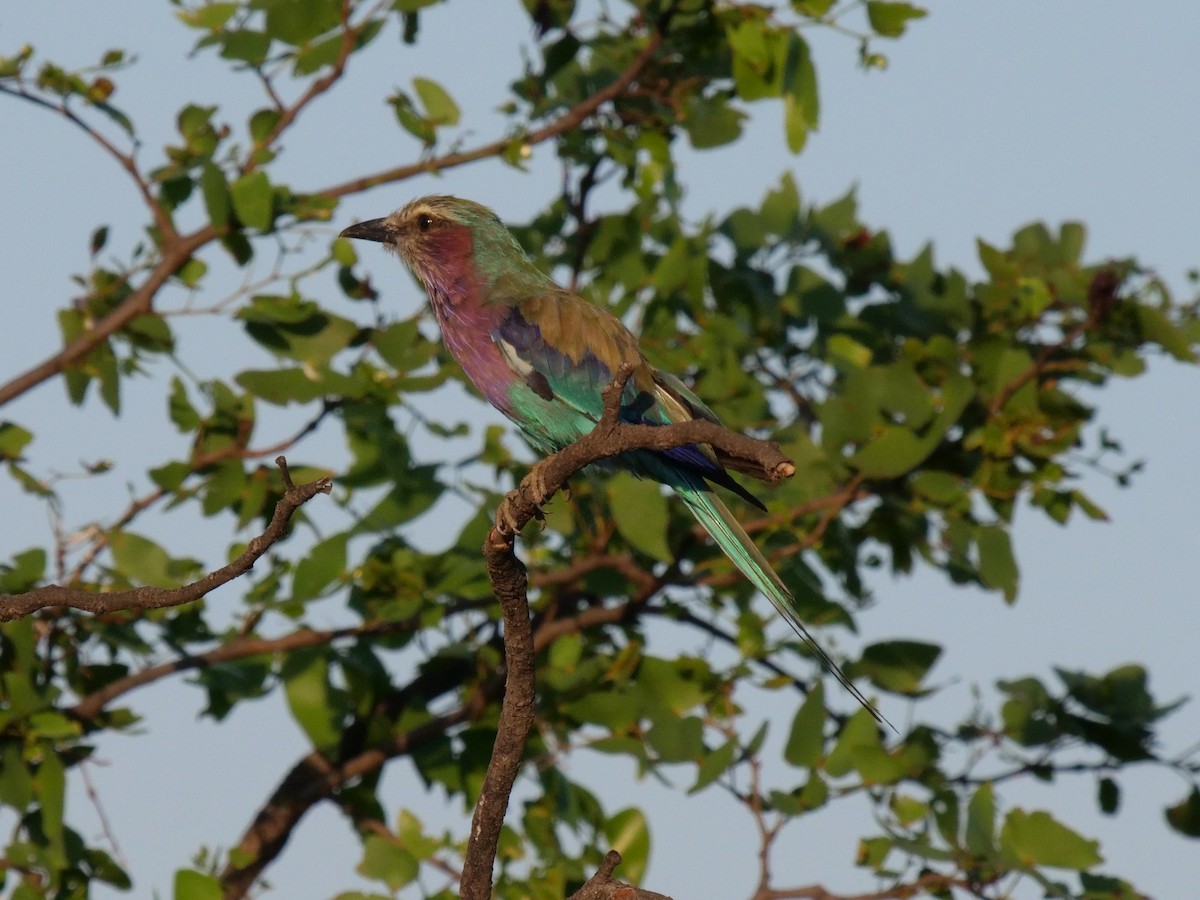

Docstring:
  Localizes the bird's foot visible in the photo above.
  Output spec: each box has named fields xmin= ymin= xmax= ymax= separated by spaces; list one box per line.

xmin=495 ymin=490 xmax=525 ymax=536
xmin=494 ymin=462 xmax=555 ymax=536
xmin=523 ymin=459 xmax=554 ymax=510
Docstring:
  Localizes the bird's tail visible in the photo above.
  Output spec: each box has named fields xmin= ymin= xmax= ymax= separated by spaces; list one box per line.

xmin=676 ymin=484 xmax=888 ymax=728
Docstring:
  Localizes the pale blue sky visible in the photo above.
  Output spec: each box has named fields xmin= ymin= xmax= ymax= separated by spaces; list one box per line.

xmin=1 ymin=3 xmax=1197 ymax=898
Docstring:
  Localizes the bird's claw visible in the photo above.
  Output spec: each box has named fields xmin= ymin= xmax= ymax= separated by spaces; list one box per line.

xmin=494 ymin=463 xmax=555 ymax=536
xmin=495 ymin=491 xmax=524 ymax=536
xmin=525 ymin=460 xmax=552 ymax=508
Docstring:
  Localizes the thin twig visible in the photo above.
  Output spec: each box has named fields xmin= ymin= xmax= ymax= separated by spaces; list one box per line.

xmin=79 ymin=760 xmax=128 ymax=869
xmin=0 ymin=84 xmax=175 ymax=241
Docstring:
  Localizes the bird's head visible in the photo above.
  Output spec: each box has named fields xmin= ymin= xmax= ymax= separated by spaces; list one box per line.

xmin=340 ymin=195 xmax=528 ymax=295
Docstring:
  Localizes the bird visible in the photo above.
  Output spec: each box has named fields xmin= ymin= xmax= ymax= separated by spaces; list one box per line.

xmin=341 ymin=195 xmax=883 ymax=724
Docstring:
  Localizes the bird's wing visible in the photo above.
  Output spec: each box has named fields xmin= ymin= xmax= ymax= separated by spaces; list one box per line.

xmin=492 ymin=285 xmax=651 ymax=422
xmin=490 ymin=285 xmax=765 ymax=509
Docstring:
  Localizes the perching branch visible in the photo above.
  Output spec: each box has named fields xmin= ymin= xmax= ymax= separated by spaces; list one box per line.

xmin=0 ymin=457 xmax=330 ymax=622
xmin=460 ymin=363 xmax=794 ymax=900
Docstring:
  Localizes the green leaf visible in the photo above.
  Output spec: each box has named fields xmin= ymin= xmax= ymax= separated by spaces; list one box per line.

xmin=200 ymin=162 xmax=230 ymax=231
xmin=1098 ymin=777 xmax=1120 ymax=815
xmin=548 ymin=632 xmax=583 ymax=671
xmin=783 ymin=34 xmax=819 ymax=153
xmin=1137 ymin=303 xmax=1195 ymax=361
xmin=281 ymin=648 xmax=343 ymax=753
xmin=110 ymin=531 xmax=185 ymax=587
xmin=852 ymin=641 xmax=941 ymax=695
xmin=396 ymin=810 xmax=440 ymax=861
xmin=645 ymin=714 xmax=704 ymax=763
xmin=783 ymin=681 xmax=825 ymax=767
xmin=220 ymin=29 xmax=272 ymax=64
xmin=793 ymin=0 xmax=835 ymax=15
xmin=684 ymin=95 xmax=745 ymax=149
xmin=98 ymin=342 xmax=121 ymax=413
xmin=652 ymin=238 xmax=690 ymax=293
xmin=357 ymin=835 xmax=418 ymax=891
xmin=390 ymin=93 xmax=435 ymax=144
xmin=236 ymin=368 xmax=328 ymax=405
xmin=173 ymin=869 xmax=223 ymax=900
xmin=0 ymin=421 xmax=33 ymax=460
xmin=356 ymin=480 xmax=441 ymax=531
xmin=29 ymin=711 xmax=82 ymax=740
xmin=1059 ymin=221 xmax=1087 ymax=263
xmin=690 ymin=736 xmax=737 ymax=794
xmin=965 ymin=783 xmax=996 ymax=857
xmin=175 ymin=256 xmax=208 ymax=288
xmin=266 ymin=0 xmax=341 ymax=46
xmin=976 ymin=525 xmax=1018 ymax=601
xmin=177 ymin=3 xmax=239 ymax=30
xmin=999 ymin=809 xmax=1102 ymax=870
xmin=607 ymin=472 xmax=672 ymax=562
xmin=866 ymin=1 xmax=928 ymax=38
xmin=37 ymin=752 xmax=65 ymax=847
xmin=849 ymin=372 xmax=973 ymax=477
xmin=727 ymin=19 xmax=770 ymax=68
xmin=1165 ymin=786 xmax=1200 ymax=837
xmin=230 ymin=171 xmax=273 ymax=231
xmin=761 ymin=172 xmax=801 ymax=234
xmin=291 ymin=533 xmax=347 ymax=601
xmin=249 ymin=108 xmax=282 ymax=144
xmin=824 ymin=707 xmax=881 ymax=777
xmin=604 ymin=808 xmax=650 ymax=884
xmin=0 ymin=741 xmax=33 ymax=811
xmin=168 ymin=377 xmax=201 ymax=431
xmin=239 ymin=295 xmax=360 ymax=364
xmin=563 ymin=692 xmax=639 ymax=731
xmin=412 ymin=76 xmax=460 ymax=126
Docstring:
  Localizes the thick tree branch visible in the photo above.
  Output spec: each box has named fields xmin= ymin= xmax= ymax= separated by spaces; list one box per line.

xmin=459 ymin=531 xmax=537 ymax=899
xmin=219 ymin=682 xmax=494 ymax=899
xmin=0 ymin=457 xmax=330 ymax=621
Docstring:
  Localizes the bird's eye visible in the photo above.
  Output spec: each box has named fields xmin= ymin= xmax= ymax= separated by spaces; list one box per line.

xmin=417 ymin=214 xmax=434 ymax=233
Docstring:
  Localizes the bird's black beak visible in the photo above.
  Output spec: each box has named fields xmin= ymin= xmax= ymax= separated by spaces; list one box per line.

xmin=340 ymin=218 xmax=393 ymax=244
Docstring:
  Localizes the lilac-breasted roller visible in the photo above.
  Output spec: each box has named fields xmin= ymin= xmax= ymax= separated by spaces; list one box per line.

xmin=341 ymin=195 xmax=881 ymax=722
